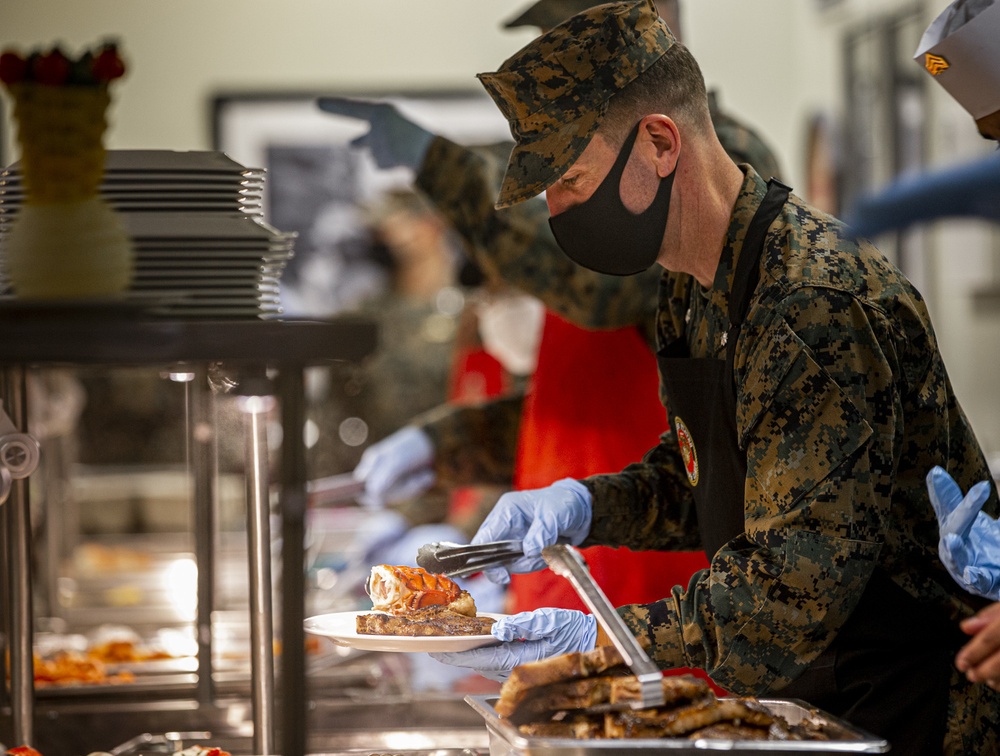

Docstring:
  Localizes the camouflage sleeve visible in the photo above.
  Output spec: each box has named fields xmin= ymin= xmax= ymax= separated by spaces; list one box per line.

xmin=411 ymin=393 xmax=523 ymax=487
xmin=579 ymin=432 xmax=702 ymax=552
xmin=587 ymin=287 xmax=904 ymax=697
xmin=416 ymin=136 xmax=660 ymax=339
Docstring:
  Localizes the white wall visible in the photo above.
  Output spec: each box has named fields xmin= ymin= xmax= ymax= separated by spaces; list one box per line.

xmin=683 ymin=0 xmax=842 ymax=191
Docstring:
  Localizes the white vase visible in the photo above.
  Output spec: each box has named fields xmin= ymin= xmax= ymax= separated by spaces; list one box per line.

xmin=2 ymin=196 xmax=134 ymax=299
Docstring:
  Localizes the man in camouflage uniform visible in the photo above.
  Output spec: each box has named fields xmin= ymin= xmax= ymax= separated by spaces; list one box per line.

xmin=428 ymin=2 xmax=1000 ymax=752
xmin=327 ymin=0 xmax=781 ymax=508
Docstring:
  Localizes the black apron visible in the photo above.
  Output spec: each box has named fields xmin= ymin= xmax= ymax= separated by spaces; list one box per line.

xmin=656 ymin=180 xmax=961 ymax=754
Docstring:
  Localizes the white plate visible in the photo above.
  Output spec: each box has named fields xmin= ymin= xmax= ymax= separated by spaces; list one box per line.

xmin=304 ymin=610 xmax=505 ymax=653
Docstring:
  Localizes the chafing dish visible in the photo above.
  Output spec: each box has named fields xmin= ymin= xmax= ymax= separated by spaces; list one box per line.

xmin=465 ymin=695 xmax=890 ymax=755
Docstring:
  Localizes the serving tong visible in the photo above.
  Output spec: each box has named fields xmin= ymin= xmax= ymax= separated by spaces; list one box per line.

xmin=542 ymin=543 xmax=665 ymax=711
xmin=417 ymin=540 xmax=664 ymax=709
xmin=416 ymin=539 xmax=524 ymax=578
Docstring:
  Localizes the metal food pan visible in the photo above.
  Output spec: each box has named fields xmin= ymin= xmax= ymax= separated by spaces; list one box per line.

xmin=465 ymin=695 xmax=890 ymax=755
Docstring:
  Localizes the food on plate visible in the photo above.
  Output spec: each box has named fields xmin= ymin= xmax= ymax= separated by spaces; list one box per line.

xmin=357 ymin=564 xmax=496 ymax=637
xmin=496 ymin=643 xmax=834 ymax=741
xmin=366 ymin=564 xmax=472 ymax=614
xmin=32 ymin=652 xmax=135 ymax=687
xmin=30 ymin=635 xmax=179 ymax=687
xmin=87 ymin=639 xmax=173 ymax=663
xmin=7 ymin=746 xmax=43 ymax=756
xmin=174 ymin=747 xmax=232 ymax=756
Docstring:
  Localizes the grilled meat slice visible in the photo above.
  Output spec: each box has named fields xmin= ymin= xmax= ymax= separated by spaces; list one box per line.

xmin=609 ymin=673 xmax=712 ymax=707
xmin=606 ymin=697 xmax=775 ymax=739
xmin=498 ymin=639 xmax=652 ymax=714
xmin=500 ymin=673 xmax=713 ymax=724
xmin=356 ymin=604 xmax=495 ymax=636
xmin=518 ymin=714 xmax=605 ymax=740
xmin=501 ymin=675 xmax=618 ymax=723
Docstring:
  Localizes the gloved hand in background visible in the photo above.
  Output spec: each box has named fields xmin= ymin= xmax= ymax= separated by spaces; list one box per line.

xmin=927 ymin=466 xmax=1000 ymax=600
xmin=353 ymin=425 xmax=435 ymax=509
xmin=430 ymin=608 xmax=597 ymax=681
xmin=317 ymin=97 xmax=436 ymax=171
xmin=471 ymin=478 xmax=592 ymax=584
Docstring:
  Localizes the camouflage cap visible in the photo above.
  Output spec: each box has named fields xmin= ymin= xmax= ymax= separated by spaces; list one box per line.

xmin=502 ymin=0 xmax=603 ymax=31
xmin=478 ymin=0 xmax=676 ymax=209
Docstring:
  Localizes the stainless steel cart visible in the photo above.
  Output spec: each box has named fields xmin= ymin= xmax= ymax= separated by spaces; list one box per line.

xmin=0 ymin=307 xmax=377 ymax=756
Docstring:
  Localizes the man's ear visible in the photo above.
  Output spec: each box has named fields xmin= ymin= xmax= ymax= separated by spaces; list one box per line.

xmin=641 ymin=115 xmax=681 ymax=177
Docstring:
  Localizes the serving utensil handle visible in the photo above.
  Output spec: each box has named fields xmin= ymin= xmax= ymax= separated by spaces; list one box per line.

xmin=542 ymin=543 xmax=665 ymax=709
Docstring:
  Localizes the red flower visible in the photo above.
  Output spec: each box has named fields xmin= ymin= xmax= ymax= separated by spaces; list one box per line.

xmin=91 ymin=46 xmax=125 ymax=81
xmin=0 ymin=51 xmax=27 ymax=85
xmin=32 ymin=49 xmax=70 ymax=85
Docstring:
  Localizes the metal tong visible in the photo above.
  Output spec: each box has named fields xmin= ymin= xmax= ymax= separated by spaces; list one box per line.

xmin=416 ymin=539 xmax=524 ymax=578
xmin=542 ymin=543 xmax=665 ymax=711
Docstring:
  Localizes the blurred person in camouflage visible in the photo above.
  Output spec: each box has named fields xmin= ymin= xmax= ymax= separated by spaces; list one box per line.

xmin=420 ymin=2 xmax=999 ymax=752
xmin=306 ymin=188 xmax=478 ymax=526
xmin=320 ymin=0 xmax=780 ymax=621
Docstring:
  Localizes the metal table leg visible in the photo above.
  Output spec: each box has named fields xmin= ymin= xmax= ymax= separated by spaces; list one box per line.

xmin=278 ymin=366 xmax=307 ymax=756
xmin=242 ymin=387 xmax=276 ymax=756
xmin=3 ymin=367 xmax=34 ymax=746
xmin=188 ymin=366 xmax=216 ymax=706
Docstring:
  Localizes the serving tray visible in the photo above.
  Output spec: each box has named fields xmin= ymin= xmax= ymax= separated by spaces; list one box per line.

xmin=465 ymin=695 xmax=890 ymax=755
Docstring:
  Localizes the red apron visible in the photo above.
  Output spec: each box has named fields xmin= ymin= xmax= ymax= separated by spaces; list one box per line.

xmin=446 ymin=342 xmax=510 ymax=522
xmin=509 ymin=311 xmax=708 ymax=613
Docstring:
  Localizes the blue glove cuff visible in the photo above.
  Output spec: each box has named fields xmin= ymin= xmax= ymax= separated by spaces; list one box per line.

xmin=581 ymin=613 xmax=599 ymax=651
xmin=550 ymin=478 xmax=593 ymax=545
xmin=551 ymin=477 xmax=592 ymax=503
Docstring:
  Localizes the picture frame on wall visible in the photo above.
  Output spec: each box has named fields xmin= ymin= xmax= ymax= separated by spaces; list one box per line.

xmin=211 ymin=90 xmax=511 ymax=317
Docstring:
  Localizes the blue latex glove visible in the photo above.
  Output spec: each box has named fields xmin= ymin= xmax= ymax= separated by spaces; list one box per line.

xmin=927 ymin=466 xmax=1000 ymax=600
xmin=316 ymin=97 xmax=436 ymax=171
xmin=353 ymin=426 xmax=435 ymax=508
xmin=472 ymin=478 xmax=592 ymax=584
xmin=430 ymin=608 xmax=597 ymax=682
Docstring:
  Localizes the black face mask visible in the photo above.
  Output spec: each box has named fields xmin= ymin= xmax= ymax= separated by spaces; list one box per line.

xmin=548 ymin=122 xmax=676 ymax=276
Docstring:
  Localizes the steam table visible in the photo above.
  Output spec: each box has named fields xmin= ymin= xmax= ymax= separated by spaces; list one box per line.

xmin=0 ymin=308 xmax=378 ymax=756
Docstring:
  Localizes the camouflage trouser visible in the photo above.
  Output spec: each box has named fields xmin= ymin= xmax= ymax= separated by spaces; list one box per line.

xmin=944 ymin=667 xmax=1000 ymax=755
